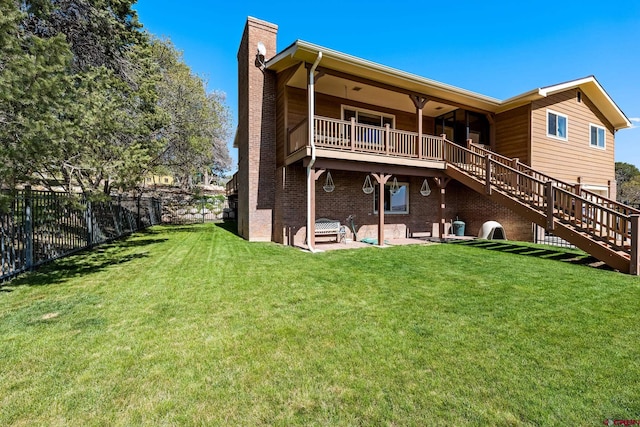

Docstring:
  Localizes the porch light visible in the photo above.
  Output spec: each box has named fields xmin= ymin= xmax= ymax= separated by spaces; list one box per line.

xmin=390 ymin=177 xmax=400 ymax=195
xmin=362 ymin=175 xmax=374 ymax=194
xmin=323 ymin=171 xmax=335 ymax=193
xmin=420 ymin=178 xmax=431 ymax=196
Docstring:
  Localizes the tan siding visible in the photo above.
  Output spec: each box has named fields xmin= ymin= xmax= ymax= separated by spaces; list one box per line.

xmin=495 ymin=105 xmax=531 ymax=164
xmin=530 ymin=89 xmax=615 ymax=187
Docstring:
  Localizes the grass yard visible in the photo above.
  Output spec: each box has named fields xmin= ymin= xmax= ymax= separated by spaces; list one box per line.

xmin=1 ymin=223 xmax=639 ymax=426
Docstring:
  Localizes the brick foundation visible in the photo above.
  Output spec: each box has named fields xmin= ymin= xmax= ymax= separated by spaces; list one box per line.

xmin=273 ymin=166 xmax=534 ymax=246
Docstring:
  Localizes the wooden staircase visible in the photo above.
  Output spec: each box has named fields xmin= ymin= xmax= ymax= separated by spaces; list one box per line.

xmin=441 ymin=140 xmax=640 ymax=274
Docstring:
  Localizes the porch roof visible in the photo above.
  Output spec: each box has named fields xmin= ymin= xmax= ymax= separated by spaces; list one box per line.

xmin=266 ymin=41 xmax=631 ymax=130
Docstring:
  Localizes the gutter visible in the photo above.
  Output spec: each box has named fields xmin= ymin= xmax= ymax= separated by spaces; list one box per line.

xmin=306 ymin=51 xmax=322 ymax=253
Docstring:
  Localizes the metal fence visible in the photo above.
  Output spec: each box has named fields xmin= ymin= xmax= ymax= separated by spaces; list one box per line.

xmin=533 ymin=224 xmax=576 ymax=249
xmin=0 ymin=187 xmax=162 ymax=282
xmin=162 ymin=196 xmax=226 ymax=224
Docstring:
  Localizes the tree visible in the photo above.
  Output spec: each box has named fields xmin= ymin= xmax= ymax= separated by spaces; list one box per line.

xmin=149 ymin=38 xmax=231 ymax=189
xmin=0 ymin=0 xmax=74 ymax=190
xmin=1 ymin=1 xmax=231 ymax=196
xmin=615 ymin=162 xmax=640 ymax=203
xmin=1 ymin=0 xmax=164 ymax=196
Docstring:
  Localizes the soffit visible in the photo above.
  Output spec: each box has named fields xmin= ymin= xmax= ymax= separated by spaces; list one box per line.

xmin=268 ymin=41 xmax=501 ymax=114
xmin=268 ymin=42 xmax=631 ymax=129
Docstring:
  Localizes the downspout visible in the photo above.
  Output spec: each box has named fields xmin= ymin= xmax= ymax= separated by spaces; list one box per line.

xmin=306 ymin=51 xmax=323 ymax=252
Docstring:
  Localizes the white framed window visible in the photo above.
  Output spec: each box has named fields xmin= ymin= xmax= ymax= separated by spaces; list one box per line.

xmin=589 ymin=124 xmax=606 ymax=149
xmin=342 ymin=105 xmax=395 ymax=128
xmin=547 ymin=109 xmax=568 ymax=141
xmin=373 ymin=182 xmax=409 ymax=214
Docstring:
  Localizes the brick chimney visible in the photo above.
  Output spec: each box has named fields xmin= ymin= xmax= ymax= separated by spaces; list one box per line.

xmin=237 ymin=17 xmax=277 ymax=241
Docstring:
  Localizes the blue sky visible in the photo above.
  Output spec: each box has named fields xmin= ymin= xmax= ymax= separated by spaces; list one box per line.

xmin=134 ymin=0 xmax=640 ymax=171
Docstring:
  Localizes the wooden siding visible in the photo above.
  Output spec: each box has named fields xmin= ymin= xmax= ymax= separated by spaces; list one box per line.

xmin=285 ymin=86 xmax=435 ymax=145
xmin=495 ymin=105 xmax=530 ymax=165
xmin=530 ymin=89 xmax=615 ymax=187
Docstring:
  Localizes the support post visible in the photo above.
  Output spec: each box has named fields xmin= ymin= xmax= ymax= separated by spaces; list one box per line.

xmin=440 ymin=134 xmax=448 ymax=162
xmin=385 ymin=123 xmax=390 ymax=155
xmin=485 ymin=154 xmax=492 ymax=195
xmin=630 ymin=214 xmax=640 ymax=275
xmin=434 ymin=177 xmax=451 ymax=239
xmin=573 ymin=183 xmax=583 ymax=225
xmin=410 ymin=95 xmax=428 ymax=159
xmin=546 ymin=181 xmax=555 ymax=231
xmin=372 ymin=173 xmax=391 ymax=246
xmin=308 ymin=169 xmax=325 ymax=249
xmin=350 ymin=117 xmax=356 ymax=151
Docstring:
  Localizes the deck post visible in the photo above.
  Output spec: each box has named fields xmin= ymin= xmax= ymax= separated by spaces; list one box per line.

xmin=573 ymin=183 xmax=583 ymax=225
xmin=440 ymin=134 xmax=447 ymax=162
xmin=385 ymin=124 xmax=390 ymax=155
xmin=485 ymin=154 xmax=492 ymax=195
xmin=546 ymin=181 xmax=555 ymax=231
xmin=372 ymin=173 xmax=391 ymax=246
xmin=630 ymin=215 xmax=640 ymax=275
xmin=410 ymin=95 xmax=428 ymax=159
xmin=350 ymin=117 xmax=356 ymax=151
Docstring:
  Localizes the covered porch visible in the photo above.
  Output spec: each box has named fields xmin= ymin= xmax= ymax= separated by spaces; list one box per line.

xmin=298 ymin=157 xmax=455 ymax=250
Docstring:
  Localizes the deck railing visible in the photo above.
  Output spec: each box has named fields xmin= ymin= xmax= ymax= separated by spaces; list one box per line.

xmin=447 ymin=140 xmax=634 ymax=249
xmin=288 ymin=114 xmax=638 ymax=271
xmin=468 ymin=142 xmax=640 ymax=217
xmin=289 ymin=116 xmax=444 ymax=160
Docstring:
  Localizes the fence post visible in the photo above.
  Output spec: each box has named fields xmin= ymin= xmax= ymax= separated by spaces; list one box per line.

xmin=86 ymin=198 xmax=93 ymax=247
xmin=546 ymin=181 xmax=555 ymax=231
xmin=24 ymin=186 xmax=33 ymax=270
xmin=136 ymin=194 xmax=141 ymax=230
xmin=631 ymin=214 xmax=640 ymax=275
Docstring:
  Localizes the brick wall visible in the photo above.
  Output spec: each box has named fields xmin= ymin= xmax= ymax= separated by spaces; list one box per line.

xmin=447 ymin=181 xmax=533 ymax=241
xmin=275 ymin=166 xmax=534 ymax=246
xmin=237 ymin=17 xmax=278 ymax=241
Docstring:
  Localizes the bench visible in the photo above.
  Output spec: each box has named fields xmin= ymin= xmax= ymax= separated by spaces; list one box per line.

xmin=315 ymin=218 xmax=343 ymax=242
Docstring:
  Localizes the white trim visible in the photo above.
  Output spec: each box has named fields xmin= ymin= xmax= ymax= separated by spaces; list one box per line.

xmin=341 ymin=105 xmax=396 ymax=128
xmin=267 ymin=42 xmax=631 ymax=130
xmin=373 ymin=181 xmax=409 ymax=214
xmin=547 ymin=109 xmax=568 ymax=141
xmin=589 ymin=123 xmax=606 ymax=150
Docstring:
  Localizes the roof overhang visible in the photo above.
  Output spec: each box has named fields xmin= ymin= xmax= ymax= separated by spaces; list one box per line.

xmin=500 ymin=76 xmax=631 ymax=130
xmin=266 ymin=40 xmax=502 ymax=113
xmin=266 ymin=42 xmax=631 ymax=130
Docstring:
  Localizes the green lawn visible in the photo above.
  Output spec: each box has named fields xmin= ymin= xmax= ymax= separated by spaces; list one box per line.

xmin=1 ymin=223 xmax=639 ymax=426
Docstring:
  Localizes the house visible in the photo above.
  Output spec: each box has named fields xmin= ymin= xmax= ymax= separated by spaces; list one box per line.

xmin=231 ymin=17 xmax=639 ymax=273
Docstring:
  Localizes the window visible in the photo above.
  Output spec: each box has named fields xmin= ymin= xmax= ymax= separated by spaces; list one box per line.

xmin=547 ymin=110 xmax=568 ymax=140
xmin=373 ymin=182 xmax=409 ymax=214
xmin=590 ymin=124 xmax=606 ymax=149
xmin=342 ymin=106 xmax=395 ymax=128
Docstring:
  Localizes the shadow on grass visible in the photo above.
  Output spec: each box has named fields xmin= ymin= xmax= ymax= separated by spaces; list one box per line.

xmin=450 ymin=240 xmax=613 ymax=271
xmin=1 ymin=230 xmax=169 ymax=290
xmin=215 ymin=220 xmax=238 ymax=236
